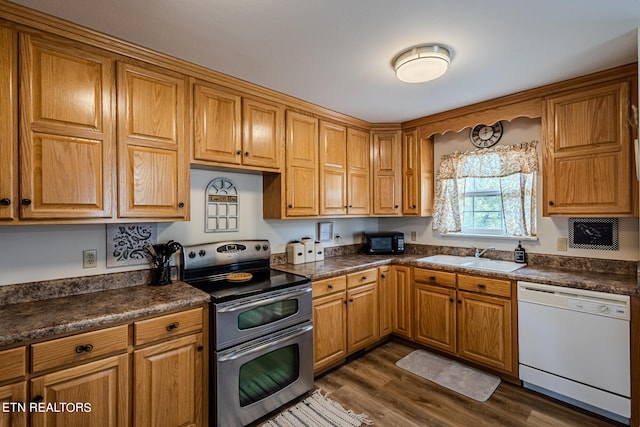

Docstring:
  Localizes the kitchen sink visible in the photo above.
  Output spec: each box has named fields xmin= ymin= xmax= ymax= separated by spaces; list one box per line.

xmin=417 ymin=254 xmax=526 ymax=273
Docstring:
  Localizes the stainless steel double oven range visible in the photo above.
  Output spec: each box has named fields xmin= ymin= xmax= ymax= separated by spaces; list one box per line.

xmin=181 ymin=240 xmax=313 ymax=427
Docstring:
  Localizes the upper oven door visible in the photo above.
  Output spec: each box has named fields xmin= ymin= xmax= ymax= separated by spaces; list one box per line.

xmin=214 ymin=282 xmax=312 ymax=350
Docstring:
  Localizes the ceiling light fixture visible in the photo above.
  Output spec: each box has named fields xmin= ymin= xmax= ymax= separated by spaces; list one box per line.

xmin=394 ymin=44 xmax=451 ymax=83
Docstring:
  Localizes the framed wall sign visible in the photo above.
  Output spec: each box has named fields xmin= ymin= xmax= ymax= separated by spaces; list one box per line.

xmin=569 ymin=218 xmax=618 ymax=250
xmin=317 ymin=222 xmax=333 ymax=242
xmin=206 ymin=177 xmax=239 ymax=232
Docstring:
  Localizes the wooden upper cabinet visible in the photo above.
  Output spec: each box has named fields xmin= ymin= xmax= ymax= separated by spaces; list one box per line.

xmin=402 ymin=129 xmax=434 ymax=216
xmin=241 ymin=97 xmax=283 ymax=170
xmin=117 ymin=61 xmax=189 ymax=219
xmin=192 ymin=83 xmax=242 ymax=165
xmin=319 ymin=121 xmax=348 ymax=216
xmin=285 ymin=111 xmax=319 ymax=216
xmin=346 ymin=128 xmax=370 ymax=215
xmin=372 ymin=131 xmax=401 ymax=215
xmin=19 ymin=33 xmax=116 ymax=219
xmin=543 ymin=80 xmax=637 ymax=216
xmin=0 ymin=26 xmax=17 ymax=221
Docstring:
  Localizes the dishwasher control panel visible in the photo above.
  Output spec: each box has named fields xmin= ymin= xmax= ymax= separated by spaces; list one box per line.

xmin=567 ymin=298 xmax=628 ymax=318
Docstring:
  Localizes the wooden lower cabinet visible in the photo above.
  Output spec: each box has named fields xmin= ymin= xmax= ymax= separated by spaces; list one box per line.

xmin=312 ymin=291 xmax=347 ymax=372
xmin=378 ymin=266 xmax=393 ymax=337
xmin=346 ymin=282 xmax=378 ymax=353
xmin=457 ymin=291 xmax=512 ymax=372
xmin=413 ymin=269 xmax=516 ymax=377
xmin=0 ymin=382 xmax=26 ymax=427
xmin=30 ymin=354 xmax=129 ymax=427
xmin=391 ymin=266 xmax=412 ymax=338
xmin=134 ymin=333 xmax=204 ymax=427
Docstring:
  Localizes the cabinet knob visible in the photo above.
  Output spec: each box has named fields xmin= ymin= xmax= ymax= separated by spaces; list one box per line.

xmin=477 ymin=283 xmax=487 ymax=289
xmin=349 ymin=298 xmax=354 ymax=302
xmin=21 ymin=199 xmax=32 ymax=206
xmin=245 ymin=152 xmax=250 ymax=157
xmin=348 ymin=205 xmax=353 ymax=208
xmin=412 ymin=204 xmax=416 ymax=208
xmin=197 ymin=345 xmax=204 ymax=352
xmin=236 ymin=150 xmax=241 ymax=155
xmin=449 ymin=298 xmax=454 ymax=303
xmin=361 ymin=276 xmax=367 ymax=281
xmin=31 ymin=395 xmax=44 ymax=404
xmin=327 ymin=284 xmax=333 ymax=289
xmin=166 ymin=322 xmax=180 ymax=331
xmin=178 ymin=202 xmax=185 ymax=208
xmin=394 ymin=205 xmax=399 ymax=209
xmin=548 ymin=201 xmax=555 ymax=206
xmin=0 ymin=198 xmax=10 ymax=206
xmin=429 ymin=276 xmax=436 ymax=281
xmin=457 ymin=300 xmax=462 ymax=304
xmin=288 ymin=204 xmax=293 ymax=208
xmin=380 ymin=274 xmax=385 ymax=279
xmin=75 ymin=344 xmax=94 ymax=353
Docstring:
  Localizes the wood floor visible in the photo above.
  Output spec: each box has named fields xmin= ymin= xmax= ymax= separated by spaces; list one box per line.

xmin=312 ymin=341 xmax=624 ymax=427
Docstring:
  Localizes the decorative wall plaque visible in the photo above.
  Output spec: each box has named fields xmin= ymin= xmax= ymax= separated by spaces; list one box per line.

xmin=206 ymin=177 xmax=239 ymax=232
xmin=107 ymin=223 xmax=157 ymax=267
xmin=569 ymin=218 xmax=618 ymax=250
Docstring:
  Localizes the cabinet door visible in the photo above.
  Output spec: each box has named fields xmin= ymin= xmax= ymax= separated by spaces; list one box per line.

xmin=402 ymin=129 xmax=419 ymax=215
xmin=134 ymin=333 xmax=203 ymax=427
xmin=19 ymin=33 xmax=116 ymax=219
xmin=0 ymin=26 xmax=17 ymax=221
xmin=285 ymin=111 xmax=318 ymax=216
xmin=0 ymin=382 xmax=26 ymax=427
xmin=241 ymin=98 xmax=282 ymax=169
xmin=346 ymin=282 xmax=379 ymax=353
xmin=30 ymin=354 xmax=129 ymax=427
xmin=372 ymin=131 xmax=401 ymax=216
xmin=346 ymin=128 xmax=370 ymax=215
xmin=414 ymin=283 xmax=456 ymax=353
xmin=117 ymin=62 xmax=189 ymax=219
xmin=312 ymin=292 xmax=347 ymax=372
xmin=457 ymin=291 xmax=512 ymax=372
xmin=192 ymin=83 xmax=241 ymax=165
xmin=392 ymin=266 xmax=412 ymax=338
xmin=378 ymin=266 xmax=393 ymax=337
xmin=543 ymin=80 xmax=635 ymax=216
xmin=319 ymin=121 xmax=347 ymax=216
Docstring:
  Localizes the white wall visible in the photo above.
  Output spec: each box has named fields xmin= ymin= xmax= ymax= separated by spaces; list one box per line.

xmin=380 ymin=117 xmax=640 ymax=261
xmin=0 ymin=169 xmax=378 ymax=286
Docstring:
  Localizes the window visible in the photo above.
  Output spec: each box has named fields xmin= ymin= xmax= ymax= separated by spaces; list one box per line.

xmin=432 ymin=141 xmax=538 ymax=238
xmin=462 ymin=178 xmax=505 ymax=235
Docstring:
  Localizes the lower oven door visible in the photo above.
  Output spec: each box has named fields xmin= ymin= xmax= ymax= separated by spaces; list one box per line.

xmin=214 ymin=282 xmax=312 ymax=350
xmin=214 ymin=321 xmax=314 ymax=427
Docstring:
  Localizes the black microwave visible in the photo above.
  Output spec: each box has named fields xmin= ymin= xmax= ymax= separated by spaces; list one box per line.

xmin=363 ymin=232 xmax=405 ymax=254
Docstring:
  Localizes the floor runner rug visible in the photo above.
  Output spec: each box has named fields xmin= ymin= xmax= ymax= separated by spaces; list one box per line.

xmin=261 ymin=389 xmax=374 ymax=427
xmin=396 ymin=349 xmax=501 ymax=402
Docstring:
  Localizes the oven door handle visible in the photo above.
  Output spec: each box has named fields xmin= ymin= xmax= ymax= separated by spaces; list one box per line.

xmin=217 ymin=287 xmax=311 ymax=313
xmin=217 ymin=323 xmax=313 ymax=362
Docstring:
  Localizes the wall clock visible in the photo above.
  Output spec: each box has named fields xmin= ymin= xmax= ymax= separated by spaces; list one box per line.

xmin=470 ymin=122 xmax=503 ymax=148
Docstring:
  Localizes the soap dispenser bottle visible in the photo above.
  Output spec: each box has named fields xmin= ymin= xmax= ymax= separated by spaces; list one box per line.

xmin=514 ymin=241 xmax=526 ymax=264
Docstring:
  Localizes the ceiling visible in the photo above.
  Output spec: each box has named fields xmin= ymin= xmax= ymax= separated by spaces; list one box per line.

xmin=8 ymin=0 xmax=640 ymax=123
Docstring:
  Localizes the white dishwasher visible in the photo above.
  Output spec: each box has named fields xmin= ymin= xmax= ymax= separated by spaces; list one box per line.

xmin=517 ymin=281 xmax=630 ymax=424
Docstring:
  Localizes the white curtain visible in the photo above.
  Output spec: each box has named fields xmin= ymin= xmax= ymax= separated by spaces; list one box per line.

xmin=432 ymin=141 xmax=539 ymax=237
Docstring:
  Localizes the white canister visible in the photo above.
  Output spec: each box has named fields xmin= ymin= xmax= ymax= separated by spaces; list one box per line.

xmin=286 ymin=242 xmax=305 ymax=264
xmin=300 ymin=237 xmax=315 ymax=263
xmin=314 ymin=241 xmax=324 ymax=261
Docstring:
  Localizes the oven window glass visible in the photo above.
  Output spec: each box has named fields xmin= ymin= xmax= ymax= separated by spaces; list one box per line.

xmin=237 ymin=300 xmax=298 ymax=330
xmin=238 ymin=344 xmax=300 ymax=407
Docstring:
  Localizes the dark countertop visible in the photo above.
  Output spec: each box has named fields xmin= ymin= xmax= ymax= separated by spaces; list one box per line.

xmin=0 ymin=280 xmax=210 ymax=348
xmin=273 ymin=254 xmax=640 ymax=297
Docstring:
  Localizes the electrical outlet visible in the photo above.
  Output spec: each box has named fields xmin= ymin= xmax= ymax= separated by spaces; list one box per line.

xmin=557 ymin=237 xmax=568 ymax=252
xmin=83 ymin=249 xmax=97 ymax=268
xmin=410 ymin=231 xmax=417 ymax=241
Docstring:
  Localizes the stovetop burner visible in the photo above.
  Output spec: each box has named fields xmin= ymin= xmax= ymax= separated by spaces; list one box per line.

xmin=181 ymin=240 xmax=309 ymax=302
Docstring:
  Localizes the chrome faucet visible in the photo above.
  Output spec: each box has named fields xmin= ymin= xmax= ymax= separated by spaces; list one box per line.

xmin=473 ymin=246 xmax=495 ymax=258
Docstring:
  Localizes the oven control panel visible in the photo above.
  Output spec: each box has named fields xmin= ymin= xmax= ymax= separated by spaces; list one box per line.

xmin=183 ymin=240 xmax=271 ymax=269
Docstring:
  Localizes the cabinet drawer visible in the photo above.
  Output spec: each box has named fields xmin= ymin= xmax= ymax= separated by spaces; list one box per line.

xmin=347 ymin=268 xmax=377 ymax=288
xmin=457 ymin=274 xmax=511 ymax=298
xmin=31 ymin=324 xmax=129 ymax=373
xmin=413 ymin=268 xmax=456 ymax=288
xmin=0 ymin=346 xmax=26 ymax=382
xmin=312 ymin=275 xmax=346 ymax=298
xmin=134 ymin=307 xmax=203 ymax=346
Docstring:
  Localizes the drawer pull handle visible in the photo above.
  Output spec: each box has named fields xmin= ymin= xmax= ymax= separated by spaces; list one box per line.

xmin=167 ymin=322 xmax=180 ymax=332
xmin=429 ymin=276 xmax=436 ymax=280
xmin=327 ymin=284 xmax=333 ymax=289
xmin=477 ymin=284 xmax=487 ymax=289
xmin=361 ymin=276 xmax=367 ymax=280
xmin=75 ymin=344 xmax=94 ymax=353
